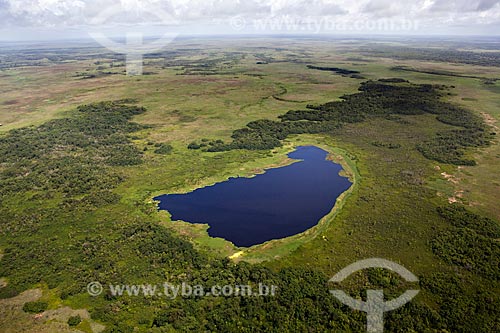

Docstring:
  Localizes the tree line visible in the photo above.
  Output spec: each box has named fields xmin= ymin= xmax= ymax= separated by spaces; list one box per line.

xmin=191 ymin=80 xmax=493 ymax=166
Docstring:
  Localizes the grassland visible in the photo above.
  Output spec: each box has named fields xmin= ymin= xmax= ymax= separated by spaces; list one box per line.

xmin=0 ymin=37 xmax=499 ymax=332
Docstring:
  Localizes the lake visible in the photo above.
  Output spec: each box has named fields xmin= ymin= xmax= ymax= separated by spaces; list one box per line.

xmin=154 ymin=146 xmax=352 ymax=247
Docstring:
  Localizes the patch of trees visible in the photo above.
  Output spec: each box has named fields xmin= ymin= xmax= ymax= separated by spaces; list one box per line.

xmin=414 ymin=99 xmax=492 ymax=165
xmin=73 ymin=71 xmax=121 ymax=80
xmin=198 ymin=80 xmax=491 ymax=166
xmin=22 ymin=301 xmax=48 ymax=313
xmin=371 ymin=141 xmax=401 ymax=149
xmin=58 ymin=190 xmax=122 ymax=211
xmin=68 ymin=315 xmax=82 ymax=326
xmin=414 ymin=272 xmax=499 ymax=332
xmin=307 ymin=64 xmax=365 ymax=79
xmin=378 ymin=78 xmax=409 ymax=83
xmin=153 ymin=143 xmax=174 ymax=155
xmin=188 ymin=138 xmax=225 ymax=151
xmin=0 ymin=101 xmax=146 ymax=197
xmin=432 ymin=205 xmax=500 ymax=280
xmin=417 ymin=129 xmax=490 ymax=166
xmin=437 ymin=205 xmax=500 ymax=238
xmin=198 ymin=120 xmax=342 ymax=152
xmin=432 ymin=229 xmax=499 ymax=279
xmin=307 ymin=64 xmax=360 ymax=75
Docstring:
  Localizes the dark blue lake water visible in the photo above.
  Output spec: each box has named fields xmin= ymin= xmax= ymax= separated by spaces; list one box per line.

xmin=155 ymin=146 xmax=352 ymax=247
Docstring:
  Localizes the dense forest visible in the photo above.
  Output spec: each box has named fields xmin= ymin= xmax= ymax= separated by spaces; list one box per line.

xmin=0 ymin=101 xmax=146 ymax=198
xmin=0 ymin=101 xmax=499 ymax=331
xmin=190 ymin=80 xmax=493 ymax=166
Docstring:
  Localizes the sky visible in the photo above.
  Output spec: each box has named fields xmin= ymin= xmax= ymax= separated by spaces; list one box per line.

xmin=0 ymin=0 xmax=499 ymax=41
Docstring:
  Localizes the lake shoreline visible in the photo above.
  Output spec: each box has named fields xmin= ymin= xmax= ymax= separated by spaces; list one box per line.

xmin=153 ymin=136 xmax=360 ymax=262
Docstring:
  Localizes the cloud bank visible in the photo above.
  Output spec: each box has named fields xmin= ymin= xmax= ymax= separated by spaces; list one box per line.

xmin=0 ymin=0 xmax=499 ymax=40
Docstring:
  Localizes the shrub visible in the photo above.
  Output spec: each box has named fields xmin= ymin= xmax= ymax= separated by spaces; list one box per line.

xmin=154 ymin=143 xmax=173 ymax=155
xmin=68 ymin=315 xmax=82 ymax=326
xmin=22 ymin=301 xmax=48 ymax=313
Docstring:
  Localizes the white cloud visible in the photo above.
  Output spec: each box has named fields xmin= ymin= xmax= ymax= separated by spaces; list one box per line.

xmin=430 ymin=0 xmax=500 ymax=12
xmin=0 ymin=0 xmax=499 ymax=37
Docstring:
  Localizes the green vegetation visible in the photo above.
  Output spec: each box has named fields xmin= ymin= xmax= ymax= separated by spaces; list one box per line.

xmin=432 ymin=205 xmax=500 ymax=280
xmin=307 ymin=65 xmax=365 ymax=79
xmin=22 ymin=301 xmax=48 ymax=314
xmin=1 ymin=38 xmax=500 ymax=332
xmin=188 ymin=139 xmax=226 ymax=151
xmin=199 ymin=80 xmax=493 ymax=166
xmin=378 ymin=78 xmax=409 ymax=83
xmin=67 ymin=315 xmax=82 ymax=326
xmin=0 ymin=99 xmax=497 ymax=332
xmin=371 ymin=141 xmax=401 ymax=149
xmin=392 ymin=65 xmax=499 ymax=84
xmin=362 ymin=46 xmax=500 ymax=67
xmin=153 ymin=143 xmax=173 ymax=155
xmin=0 ymin=101 xmax=146 ymax=198
xmin=437 ymin=205 xmax=500 ymax=237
